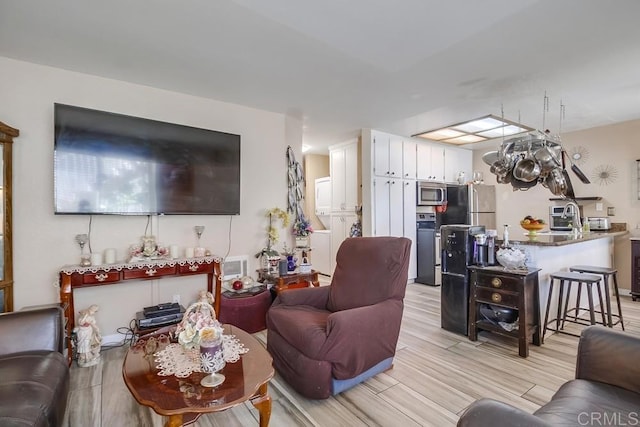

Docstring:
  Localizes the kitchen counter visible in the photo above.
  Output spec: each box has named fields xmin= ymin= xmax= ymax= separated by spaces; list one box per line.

xmin=504 ymin=230 xmax=628 ymax=247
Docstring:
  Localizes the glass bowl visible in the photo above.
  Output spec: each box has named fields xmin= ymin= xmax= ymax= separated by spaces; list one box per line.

xmin=496 ymin=247 xmax=527 ymax=270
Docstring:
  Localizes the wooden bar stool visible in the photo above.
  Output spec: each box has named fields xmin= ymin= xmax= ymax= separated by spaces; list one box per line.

xmin=543 ymin=271 xmax=603 ymax=342
xmin=570 ymin=265 xmax=625 ymax=330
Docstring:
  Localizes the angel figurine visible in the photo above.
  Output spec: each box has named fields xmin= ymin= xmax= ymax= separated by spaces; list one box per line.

xmin=74 ymin=304 xmax=102 ymax=367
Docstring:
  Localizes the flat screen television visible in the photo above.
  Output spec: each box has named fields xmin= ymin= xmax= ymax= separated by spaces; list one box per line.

xmin=54 ymin=104 xmax=241 ymax=215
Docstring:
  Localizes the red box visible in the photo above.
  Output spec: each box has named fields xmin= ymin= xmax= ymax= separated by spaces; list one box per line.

xmin=218 ymin=289 xmax=272 ymax=333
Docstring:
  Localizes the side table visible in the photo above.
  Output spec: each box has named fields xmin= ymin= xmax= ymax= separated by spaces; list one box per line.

xmin=257 ymin=268 xmax=320 ymax=294
xmin=468 ymin=266 xmax=541 ymax=358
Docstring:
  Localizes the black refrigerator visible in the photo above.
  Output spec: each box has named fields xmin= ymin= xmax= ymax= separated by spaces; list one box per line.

xmin=440 ymin=224 xmax=485 ymax=335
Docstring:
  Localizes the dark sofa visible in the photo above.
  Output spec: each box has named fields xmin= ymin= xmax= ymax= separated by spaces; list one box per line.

xmin=0 ymin=306 xmax=70 ymax=426
xmin=457 ymin=326 xmax=640 ymax=426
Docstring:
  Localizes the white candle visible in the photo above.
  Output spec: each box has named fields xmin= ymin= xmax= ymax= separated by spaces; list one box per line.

xmin=90 ymin=252 xmax=103 ymax=266
xmin=104 ymin=248 xmax=116 ymax=264
xmin=185 ymin=247 xmax=195 ymax=258
xmin=170 ymin=245 xmax=179 ymax=259
xmin=194 ymin=247 xmax=206 ymax=257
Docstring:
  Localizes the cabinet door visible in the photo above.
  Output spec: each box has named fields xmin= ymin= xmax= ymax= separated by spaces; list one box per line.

xmin=444 ymin=147 xmax=472 ymax=183
xmin=389 ymin=179 xmax=404 ymax=237
xmin=344 ymin=143 xmax=359 ymax=211
xmin=389 ymin=136 xmax=404 ymax=178
xmin=330 ymin=213 xmax=358 ymax=271
xmin=402 ymin=139 xmax=417 ymax=179
xmin=330 ymin=148 xmax=345 ymax=211
xmin=403 ymin=179 xmax=417 ymax=279
xmin=373 ymin=133 xmax=390 ymax=177
xmin=373 ymin=177 xmax=391 ymax=236
xmin=430 ymin=145 xmax=445 ymax=181
xmin=416 ymin=143 xmax=431 ymax=180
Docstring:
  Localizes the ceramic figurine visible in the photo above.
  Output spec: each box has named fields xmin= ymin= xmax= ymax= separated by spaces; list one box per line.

xmin=74 ymin=304 xmax=102 ymax=367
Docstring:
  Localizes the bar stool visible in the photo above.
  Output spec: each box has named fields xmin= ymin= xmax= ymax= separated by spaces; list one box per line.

xmin=570 ymin=265 xmax=624 ymax=330
xmin=542 ymin=271 xmax=603 ymax=342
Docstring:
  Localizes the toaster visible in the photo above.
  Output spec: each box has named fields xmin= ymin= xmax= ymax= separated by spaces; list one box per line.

xmin=587 ymin=217 xmax=611 ymax=231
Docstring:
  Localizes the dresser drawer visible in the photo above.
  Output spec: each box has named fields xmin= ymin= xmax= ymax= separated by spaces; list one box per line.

xmin=178 ymin=262 xmax=214 ymax=275
xmin=79 ymin=271 xmax=120 ymax=285
xmin=123 ymin=265 xmax=176 ymax=279
xmin=474 ymin=272 xmax=521 ymax=293
xmin=475 ymin=287 xmax=519 ymax=308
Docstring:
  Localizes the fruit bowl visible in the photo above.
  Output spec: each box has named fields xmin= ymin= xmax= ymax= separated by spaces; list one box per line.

xmin=520 ymin=221 xmax=545 ymax=235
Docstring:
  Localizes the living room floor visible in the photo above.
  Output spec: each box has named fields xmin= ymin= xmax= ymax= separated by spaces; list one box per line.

xmin=62 ymin=283 xmax=640 ymax=426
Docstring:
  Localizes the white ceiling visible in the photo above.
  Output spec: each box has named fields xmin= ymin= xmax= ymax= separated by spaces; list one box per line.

xmin=2 ymin=0 xmax=640 ymax=153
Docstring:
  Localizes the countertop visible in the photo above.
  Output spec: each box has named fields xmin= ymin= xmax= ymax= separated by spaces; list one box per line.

xmin=499 ymin=230 xmax=628 ymax=247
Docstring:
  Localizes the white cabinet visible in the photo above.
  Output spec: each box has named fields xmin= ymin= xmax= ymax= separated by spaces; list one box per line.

xmin=402 ymin=179 xmax=417 ymax=279
xmin=330 ymin=213 xmax=358 ymax=272
xmin=444 ymin=147 xmax=473 ymax=184
xmin=373 ymin=177 xmax=403 ymax=237
xmin=374 ymin=132 xmax=416 ymax=179
xmin=310 ymin=231 xmax=331 ymax=275
xmin=330 ymin=141 xmax=359 ymax=212
xmin=416 ymin=143 xmax=445 ymax=181
xmin=314 ymin=177 xmax=331 ymax=215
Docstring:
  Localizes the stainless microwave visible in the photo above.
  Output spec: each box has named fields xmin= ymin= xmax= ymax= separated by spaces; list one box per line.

xmin=417 ymin=181 xmax=447 ymax=206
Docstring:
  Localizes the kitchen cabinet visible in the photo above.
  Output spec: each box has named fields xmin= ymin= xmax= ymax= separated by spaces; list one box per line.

xmin=314 ymin=177 xmax=331 ymax=215
xmin=330 ymin=213 xmax=358 ymax=272
xmin=373 ymin=132 xmax=416 ymax=179
xmin=330 ymin=140 xmax=360 ymax=212
xmin=632 ymin=239 xmax=640 ymax=301
xmin=444 ymin=146 xmax=473 ymax=184
xmin=416 ymin=143 xmax=445 ymax=181
xmin=468 ymin=266 xmax=541 ymax=357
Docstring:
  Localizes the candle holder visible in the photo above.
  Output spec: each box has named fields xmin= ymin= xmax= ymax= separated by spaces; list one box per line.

xmin=194 ymin=225 xmax=205 ymax=246
xmin=75 ymin=234 xmax=90 ymax=266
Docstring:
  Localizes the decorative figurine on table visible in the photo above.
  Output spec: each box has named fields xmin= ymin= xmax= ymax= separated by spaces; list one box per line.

xmin=74 ymin=304 xmax=102 ymax=367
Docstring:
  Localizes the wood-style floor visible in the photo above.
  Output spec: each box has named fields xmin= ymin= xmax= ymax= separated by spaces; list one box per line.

xmin=63 ymin=283 xmax=640 ymax=426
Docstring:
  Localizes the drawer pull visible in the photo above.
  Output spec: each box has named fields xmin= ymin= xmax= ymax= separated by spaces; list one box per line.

xmin=491 ymin=277 xmax=502 ymax=288
xmin=491 ymin=293 xmax=502 ymax=303
xmin=95 ymin=273 xmax=109 ymax=282
xmin=188 ymin=265 xmax=199 ymax=272
xmin=145 ymin=269 xmax=157 ymax=276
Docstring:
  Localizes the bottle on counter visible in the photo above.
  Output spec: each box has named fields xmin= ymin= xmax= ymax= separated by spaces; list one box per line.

xmin=486 ymin=229 xmax=497 ymax=265
xmin=502 ymin=224 xmax=510 ymax=248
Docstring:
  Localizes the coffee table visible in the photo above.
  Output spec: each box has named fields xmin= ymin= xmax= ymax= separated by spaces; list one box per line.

xmin=122 ymin=324 xmax=274 ymax=427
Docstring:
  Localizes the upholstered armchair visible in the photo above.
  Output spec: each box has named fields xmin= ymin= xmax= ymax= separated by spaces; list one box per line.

xmin=266 ymin=236 xmax=411 ymax=399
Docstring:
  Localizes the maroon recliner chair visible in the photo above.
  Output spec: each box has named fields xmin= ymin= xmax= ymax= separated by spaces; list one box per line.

xmin=266 ymin=236 xmax=411 ymax=399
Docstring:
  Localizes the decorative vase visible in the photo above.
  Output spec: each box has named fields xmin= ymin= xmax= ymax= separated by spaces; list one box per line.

xmin=199 ymin=331 xmax=225 ymax=388
xmin=287 ymin=255 xmax=297 ymax=271
xmin=268 ymin=256 xmax=280 ymax=274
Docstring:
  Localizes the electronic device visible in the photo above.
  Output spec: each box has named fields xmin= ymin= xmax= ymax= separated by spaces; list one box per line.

xmin=136 ymin=304 xmax=185 ymax=329
xmin=143 ymin=302 xmax=181 ymax=318
xmin=222 ymin=255 xmax=249 ymax=284
xmin=53 ymin=103 xmax=241 ymax=215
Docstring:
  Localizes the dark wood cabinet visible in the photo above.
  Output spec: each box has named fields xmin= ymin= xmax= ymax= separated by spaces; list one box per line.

xmin=632 ymin=240 xmax=640 ymax=301
xmin=0 ymin=122 xmax=17 ymax=314
xmin=468 ymin=266 xmax=541 ymax=357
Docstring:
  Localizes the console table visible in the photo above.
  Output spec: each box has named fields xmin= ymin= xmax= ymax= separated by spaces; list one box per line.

xmin=59 ymin=256 xmax=222 ymax=365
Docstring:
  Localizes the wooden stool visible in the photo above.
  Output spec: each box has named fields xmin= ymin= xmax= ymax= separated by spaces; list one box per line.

xmin=543 ymin=271 xmax=602 ymax=342
xmin=570 ymin=265 xmax=624 ymax=330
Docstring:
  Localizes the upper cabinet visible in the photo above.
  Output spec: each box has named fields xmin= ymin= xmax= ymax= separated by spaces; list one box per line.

xmin=0 ymin=121 xmax=17 ymax=313
xmin=330 ymin=139 xmax=360 ymax=212
xmin=444 ymin=146 xmax=473 ymax=184
xmin=373 ymin=132 xmax=417 ymax=179
xmin=416 ymin=143 xmax=445 ymax=181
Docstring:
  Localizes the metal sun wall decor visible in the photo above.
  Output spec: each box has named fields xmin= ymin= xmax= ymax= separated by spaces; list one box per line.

xmin=592 ymin=164 xmax=618 ymax=186
xmin=568 ymin=145 xmax=589 ymax=165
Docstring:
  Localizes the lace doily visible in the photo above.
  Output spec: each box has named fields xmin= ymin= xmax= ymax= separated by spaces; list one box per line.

xmin=154 ymin=334 xmax=248 ymax=378
xmin=59 ymin=255 xmax=223 ymax=275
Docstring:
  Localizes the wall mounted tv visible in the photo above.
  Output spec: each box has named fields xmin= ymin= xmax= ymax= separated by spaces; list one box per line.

xmin=54 ymin=104 xmax=241 ymax=215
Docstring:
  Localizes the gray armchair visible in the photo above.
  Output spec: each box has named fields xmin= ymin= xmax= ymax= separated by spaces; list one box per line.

xmin=458 ymin=326 xmax=640 ymax=426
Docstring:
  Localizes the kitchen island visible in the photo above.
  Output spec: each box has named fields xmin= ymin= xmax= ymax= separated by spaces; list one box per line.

xmin=499 ymin=230 xmax=627 ymax=339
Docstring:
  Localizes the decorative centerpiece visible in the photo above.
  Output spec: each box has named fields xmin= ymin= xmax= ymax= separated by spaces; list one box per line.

xmin=496 ymin=247 xmax=527 ymax=270
xmin=128 ymin=235 xmax=169 ymax=262
xmin=520 ymin=215 xmax=546 ymax=236
xmin=175 ymin=301 xmax=221 ymax=350
xmin=199 ymin=326 xmax=226 ymax=387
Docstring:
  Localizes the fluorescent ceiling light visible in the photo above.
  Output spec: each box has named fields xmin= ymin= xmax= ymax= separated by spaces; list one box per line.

xmin=413 ymin=114 xmax=534 ymax=146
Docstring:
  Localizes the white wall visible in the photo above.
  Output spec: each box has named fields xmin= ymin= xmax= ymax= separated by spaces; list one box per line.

xmin=0 ymin=57 xmax=298 ymax=335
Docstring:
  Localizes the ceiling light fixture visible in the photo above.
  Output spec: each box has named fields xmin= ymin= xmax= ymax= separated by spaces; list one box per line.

xmin=413 ymin=114 xmax=533 ymax=145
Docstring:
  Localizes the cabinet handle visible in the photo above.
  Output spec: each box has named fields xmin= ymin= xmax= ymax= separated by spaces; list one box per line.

xmin=145 ymin=269 xmax=157 ymax=276
xmin=391 ymin=172 xmax=395 ymax=175
xmin=491 ymin=277 xmax=502 ymax=288
xmin=189 ymin=265 xmax=199 ymax=272
xmin=491 ymin=293 xmax=502 ymax=303
xmin=95 ymin=273 xmax=109 ymax=282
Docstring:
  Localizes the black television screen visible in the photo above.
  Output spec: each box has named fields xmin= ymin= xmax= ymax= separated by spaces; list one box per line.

xmin=54 ymin=104 xmax=241 ymax=215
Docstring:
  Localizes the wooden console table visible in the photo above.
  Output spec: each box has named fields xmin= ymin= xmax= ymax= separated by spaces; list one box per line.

xmin=59 ymin=256 xmax=222 ymax=365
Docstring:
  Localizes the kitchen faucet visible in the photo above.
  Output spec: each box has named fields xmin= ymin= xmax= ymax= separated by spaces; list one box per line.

xmin=562 ymin=201 xmax=582 ymax=233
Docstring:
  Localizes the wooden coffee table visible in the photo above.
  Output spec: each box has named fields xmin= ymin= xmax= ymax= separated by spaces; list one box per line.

xmin=122 ymin=324 xmax=274 ymax=427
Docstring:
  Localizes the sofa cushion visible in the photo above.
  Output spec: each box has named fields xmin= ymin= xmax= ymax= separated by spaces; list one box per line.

xmin=0 ymin=351 xmax=70 ymax=427
xmin=534 ymin=379 xmax=639 ymax=426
